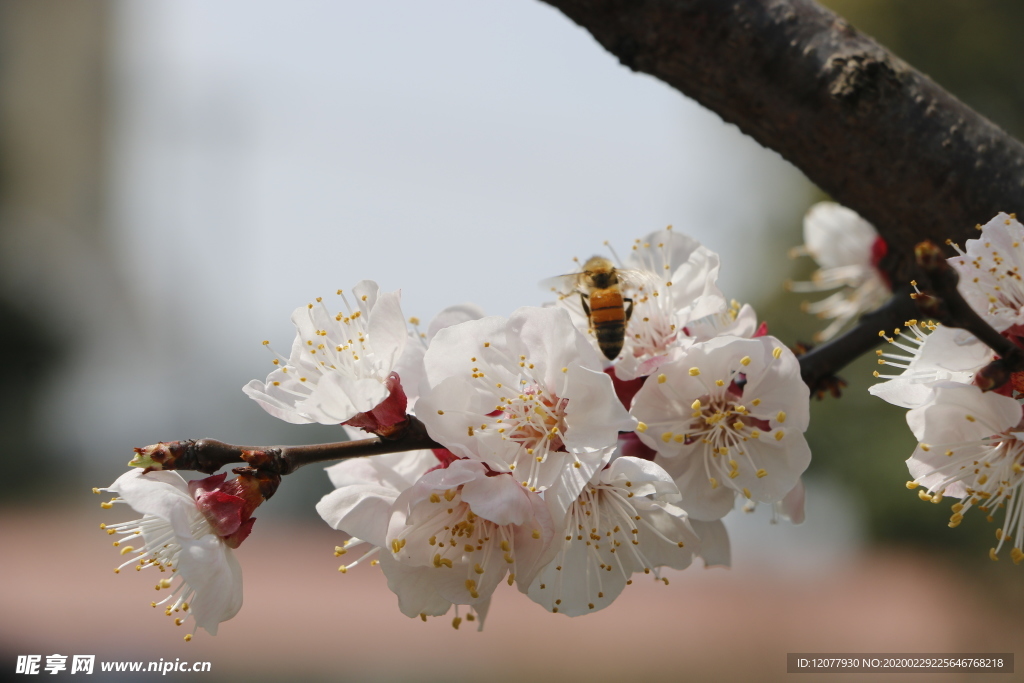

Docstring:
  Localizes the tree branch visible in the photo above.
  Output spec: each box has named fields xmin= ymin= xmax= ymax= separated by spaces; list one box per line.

xmin=131 ymin=416 xmax=441 ymax=476
xmin=540 ymin=0 xmax=1024 ymax=282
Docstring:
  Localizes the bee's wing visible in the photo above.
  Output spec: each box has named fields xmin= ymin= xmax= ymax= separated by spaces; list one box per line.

xmin=616 ymin=268 xmax=660 ymax=294
xmin=539 ymin=272 xmax=582 ymax=297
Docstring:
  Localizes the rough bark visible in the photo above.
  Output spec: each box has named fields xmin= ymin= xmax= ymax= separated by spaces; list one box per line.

xmin=540 ymin=0 xmax=1024 ymax=283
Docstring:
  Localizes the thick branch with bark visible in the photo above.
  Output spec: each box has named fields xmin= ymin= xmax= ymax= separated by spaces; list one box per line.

xmin=541 ymin=0 xmax=1024 ymax=283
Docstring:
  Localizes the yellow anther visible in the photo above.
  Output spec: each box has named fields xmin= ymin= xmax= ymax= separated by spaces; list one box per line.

xmin=691 ymin=399 xmax=701 ymax=410
xmin=742 ymin=488 xmax=751 ymax=499
xmin=429 ymin=493 xmax=441 ymax=503
xmin=636 ymin=422 xmax=648 ymax=433
xmin=715 ymin=379 xmax=725 ymax=387
xmin=184 ymin=634 xmax=192 ymax=642
xmin=452 ymin=617 xmax=462 ymax=630
xmin=989 ymin=548 xmax=999 ymax=561
xmin=338 ymin=565 xmax=348 ymax=573
xmin=661 ymin=431 xmax=673 ymax=443
xmin=120 ymin=545 xmax=135 ymax=555
xmin=709 ymin=477 xmax=719 ymax=489
xmin=657 ymin=374 xmax=667 ymax=384
xmin=776 ymin=411 xmax=786 ymax=423
xmin=688 ymin=367 xmax=700 ymax=376
xmin=444 ymin=489 xmax=457 ymax=502
xmin=756 ymin=469 xmax=767 ymax=478
xmin=740 ymin=356 xmax=751 ymax=366
xmin=100 ymin=501 xmax=113 ymax=509
xmin=772 ymin=347 xmax=783 ymax=359
xmin=906 ymin=481 xmax=919 ymax=490
xmin=918 ymin=490 xmax=933 ymax=502
xmin=774 ymin=430 xmax=784 ymax=441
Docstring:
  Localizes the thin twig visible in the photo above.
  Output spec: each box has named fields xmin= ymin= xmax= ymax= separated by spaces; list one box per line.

xmin=132 ymin=416 xmax=441 ymax=475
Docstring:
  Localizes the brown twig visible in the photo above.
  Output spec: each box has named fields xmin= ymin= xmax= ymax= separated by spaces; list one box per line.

xmin=132 ymin=416 xmax=441 ymax=476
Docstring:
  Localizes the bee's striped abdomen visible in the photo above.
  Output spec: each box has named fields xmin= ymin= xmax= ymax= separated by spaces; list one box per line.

xmin=588 ymin=287 xmax=626 ymax=360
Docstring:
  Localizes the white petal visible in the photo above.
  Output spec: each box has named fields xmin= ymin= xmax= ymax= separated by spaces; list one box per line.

xmin=690 ymin=519 xmax=731 ymax=567
xmin=802 ymin=202 xmax=877 ymax=269
xmin=108 ymin=469 xmax=196 ymax=537
xmin=176 ymin=536 xmax=243 ymax=636
xmin=377 ymin=552 xmax=453 ymax=619
xmin=460 ymin=473 xmax=534 ymax=526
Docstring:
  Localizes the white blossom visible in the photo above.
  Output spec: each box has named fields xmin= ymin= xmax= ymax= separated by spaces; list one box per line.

xmin=906 ymin=384 xmax=1024 ymax=564
xmin=418 ymin=306 xmax=635 ymax=517
xmin=631 ymin=335 xmax=811 ymax=521
xmin=787 ymin=202 xmax=890 ymax=341
xmin=96 ymin=470 xmax=244 ymax=639
xmin=385 ymin=460 xmax=555 ymax=613
xmin=526 ymin=457 xmax=725 ymax=616
xmin=869 ymin=320 xmax=993 ymax=409
xmin=243 ymin=281 xmax=408 ymax=425
xmin=948 ymin=212 xmax=1024 ymax=334
xmin=545 ymin=227 xmax=729 ymax=380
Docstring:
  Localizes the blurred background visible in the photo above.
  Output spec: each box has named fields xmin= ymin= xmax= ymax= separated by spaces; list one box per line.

xmin=0 ymin=1 xmax=1020 ymax=680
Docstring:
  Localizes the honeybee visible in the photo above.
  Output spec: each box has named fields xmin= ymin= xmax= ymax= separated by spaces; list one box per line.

xmin=544 ymin=256 xmax=645 ymax=360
